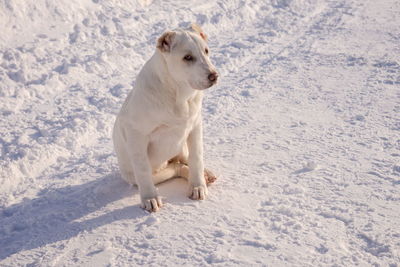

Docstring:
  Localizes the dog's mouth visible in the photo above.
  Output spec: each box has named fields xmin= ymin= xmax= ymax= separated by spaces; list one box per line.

xmin=206 ymin=80 xmax=218 ymax=88
xmin=191 ymin=80 xmax=218 ymax=90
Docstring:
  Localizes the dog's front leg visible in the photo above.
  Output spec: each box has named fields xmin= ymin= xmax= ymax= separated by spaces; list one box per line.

xmin=187 ymin=119 xmax=208 ymax=200
xmin=126 ymin=127 xmax=162 ymax=212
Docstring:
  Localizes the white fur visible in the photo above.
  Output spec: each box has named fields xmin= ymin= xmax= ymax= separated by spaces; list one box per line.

xmin=113 ymin=26 xmax=218 ymax=212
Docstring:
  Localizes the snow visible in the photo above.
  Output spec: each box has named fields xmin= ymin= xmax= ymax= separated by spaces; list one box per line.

xmin=1 ymin=0 xmax=399 ymax=266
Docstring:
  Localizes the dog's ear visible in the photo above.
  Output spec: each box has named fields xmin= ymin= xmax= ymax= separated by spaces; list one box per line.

xmin=157 ymin=31 xmax=176 ymax=52
xmin=191 ymin=23 xmax=208 ymax=42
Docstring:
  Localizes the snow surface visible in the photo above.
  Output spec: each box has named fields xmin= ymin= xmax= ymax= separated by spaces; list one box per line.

xmin=1 ymin=0 xmax=399 ymax=266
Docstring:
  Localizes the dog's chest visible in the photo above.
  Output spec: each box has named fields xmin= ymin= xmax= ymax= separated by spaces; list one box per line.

xmin=149 ymin=98 xmax=201 ymax=151
xmin=151 ymin=109 xmax=199 ymax=142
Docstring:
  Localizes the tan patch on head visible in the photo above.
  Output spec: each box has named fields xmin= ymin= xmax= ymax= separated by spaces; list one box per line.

xmin=191 ymin=23 xmax=208 ymax=42
xmin=157 ymin=31 xmax=176 ymax=52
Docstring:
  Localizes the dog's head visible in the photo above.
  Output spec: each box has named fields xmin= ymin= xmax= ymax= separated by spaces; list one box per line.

xmin=156 ymin=24 xmax=218 ymax=90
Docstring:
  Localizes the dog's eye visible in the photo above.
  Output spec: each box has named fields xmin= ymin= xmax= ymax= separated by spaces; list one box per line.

xmin=183 ymin=55 xmax=194 ymax=61
xmin=205 ymin=48 xmax=209 ymax=54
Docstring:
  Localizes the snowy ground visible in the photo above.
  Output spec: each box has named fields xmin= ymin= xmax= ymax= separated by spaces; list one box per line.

xmin=1 ymin=0 xmax=399 ymax=266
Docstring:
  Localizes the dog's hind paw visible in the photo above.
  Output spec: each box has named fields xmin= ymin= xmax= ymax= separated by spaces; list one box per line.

xmin=204 ymin=168 xmax=217 ymax=185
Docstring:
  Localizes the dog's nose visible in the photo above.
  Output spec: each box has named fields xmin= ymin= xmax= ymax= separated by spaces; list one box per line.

xmin=208 ymin=72 xmax=218 ymax=82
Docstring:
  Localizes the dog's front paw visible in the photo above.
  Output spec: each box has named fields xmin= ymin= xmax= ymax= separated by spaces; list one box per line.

xmin=141 ymin=196 xmax=163 ymax=212
xmin=188 ymin=183 xmax=208 ymax=200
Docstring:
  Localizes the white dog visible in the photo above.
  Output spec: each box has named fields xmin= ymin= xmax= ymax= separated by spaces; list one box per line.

xmin=113 ymin=24 xmax=218 ymax=212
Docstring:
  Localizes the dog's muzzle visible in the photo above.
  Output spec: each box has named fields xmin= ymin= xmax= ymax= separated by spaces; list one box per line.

xmin=208 ymin=71 xmax=218 ymax=84
xmin=207 ymin=71 xmax=219 ymax=88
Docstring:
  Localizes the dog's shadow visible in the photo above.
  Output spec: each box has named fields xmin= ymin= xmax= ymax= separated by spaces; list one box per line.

xmin=0 ymin=170 xmax=194 ymax=260
xmin=0 ymin=173 xmax=138 ymax=260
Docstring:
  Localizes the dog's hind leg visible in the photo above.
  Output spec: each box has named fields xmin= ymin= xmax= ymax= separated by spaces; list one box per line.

xmin=152 ymin=162 xmax=189 ymax=184
xmin=155 ymin=161 xmax=216 ymax=186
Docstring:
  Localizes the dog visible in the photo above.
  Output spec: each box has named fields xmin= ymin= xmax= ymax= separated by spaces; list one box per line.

xmin=113 ymin=24 xmax=218 ymax=212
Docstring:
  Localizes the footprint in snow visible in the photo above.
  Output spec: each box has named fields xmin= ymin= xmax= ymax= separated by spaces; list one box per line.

xmin=292 ymin=161 xmax=318 ymax=174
